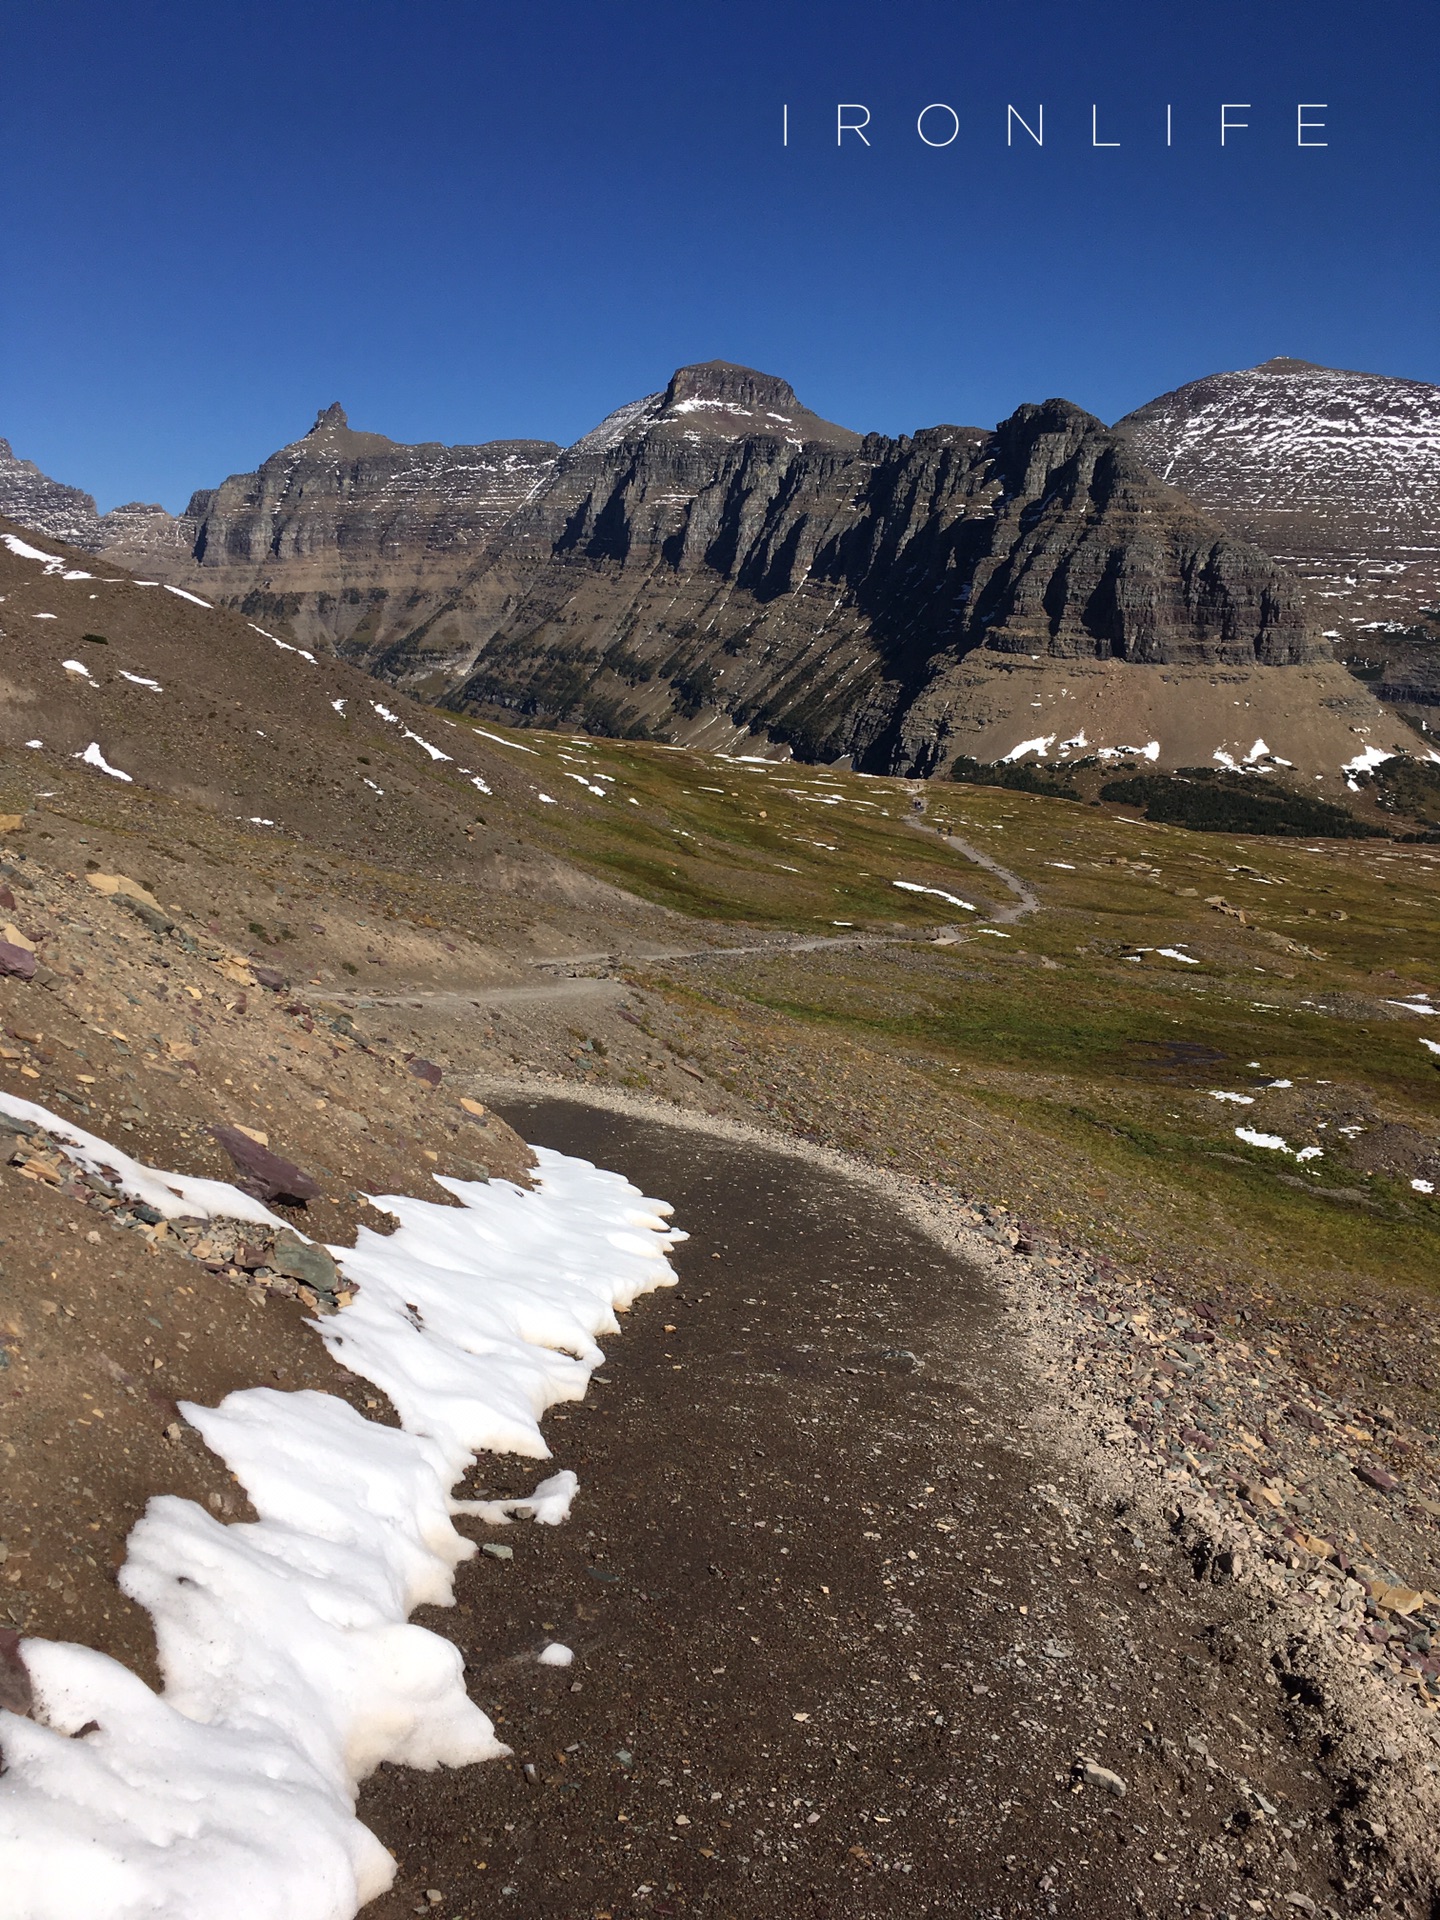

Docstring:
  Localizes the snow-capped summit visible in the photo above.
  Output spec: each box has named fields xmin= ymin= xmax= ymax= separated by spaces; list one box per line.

xmin=1117 ymin=359 xmax=1440 ymax=632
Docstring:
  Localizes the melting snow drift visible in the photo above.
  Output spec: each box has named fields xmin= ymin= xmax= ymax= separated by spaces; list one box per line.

xmin=0 ymin=1097 xmax=685 ymax=1919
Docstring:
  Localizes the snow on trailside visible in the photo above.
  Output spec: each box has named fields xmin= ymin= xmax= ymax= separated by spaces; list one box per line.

xmin=0 ymin=1098 xmax=685 ymax=1920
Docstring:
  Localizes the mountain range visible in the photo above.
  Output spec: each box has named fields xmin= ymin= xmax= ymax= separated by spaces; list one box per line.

xmin=3 ymin=355 xmax=1435 ymax=778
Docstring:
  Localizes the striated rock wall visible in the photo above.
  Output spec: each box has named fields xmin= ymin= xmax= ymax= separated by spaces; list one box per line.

xmin=0 ymin=438 xmax=101 ymax=547
xmin=1117 ymin=358 xmax=1440 ymax=636
xmin=5 ymin=360 xmax=1398 ymax=773
xmin=365 ymin=369 xmax=1325 ymax=770
xmin=95 ymin=404 xmax=562 ymax=657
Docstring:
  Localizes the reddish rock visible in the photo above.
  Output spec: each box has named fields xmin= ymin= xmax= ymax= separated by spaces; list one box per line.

xmin=210 ymin=1125 xmax=321 ymax=1205
xmin=408 ymin=1057 xmax=443 ymax=1087
xmin=1355 ymin=1464 xmax=1401 ymax=1495
xmin=0 ymin=940 xmax=36 ymax=981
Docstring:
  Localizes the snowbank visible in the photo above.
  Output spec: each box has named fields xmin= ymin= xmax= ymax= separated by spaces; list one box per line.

xmin=0 ymin=1109 xmax=684 ymax=1918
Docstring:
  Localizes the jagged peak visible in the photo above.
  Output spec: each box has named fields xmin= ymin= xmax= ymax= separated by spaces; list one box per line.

xmin=568 ymin=360 xmax=861 ymax=453
xmin=309 ymin=402 xmax=349 ymax=433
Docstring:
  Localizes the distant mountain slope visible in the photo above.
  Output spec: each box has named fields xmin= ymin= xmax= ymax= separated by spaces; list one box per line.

xmin=1116 ymin=358 xmax=1440 ymax=635
xmin=0 ymin=438 xmax=101 ymax=546
xmin=0 ymin=361 xmax=1416 ymax=776
xmin=352 ymin=362 xmax=1388 ymax=776
xmin=94 ymin=404 xmax=564 ymax=657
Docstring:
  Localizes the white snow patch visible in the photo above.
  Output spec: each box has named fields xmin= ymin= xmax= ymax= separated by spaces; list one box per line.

xmin=1413 ymin=1179 xmax=1436 ymax=1195
xmin=31 ymin=612 xmax=57 ymax=620
xmin=1000 ymin=734 xmax=1054 ymax=762
xmin=61 ymin=658 xmax=94 ymax=680
xmin=118 ymin=671 xmax=163 ymax=692
xmin=1342 ymin=745 xmax=1395 ymax=777
xmin=892 ymin=880 xmax=975 ymax=912
xmin=469 ymin=775 xmax=492 ymax=796
xmin=0 ymin=1092 xmax=292 ymax=1228
xmin=976 ymin=928 xmax=1011 ymax=937
xmin=75 ymin=742 xmax=131 ymax=782
xmin=1419 ymin=1038 xmax=1440 ymax=1056
xmin=163 ymin=583 xmax=212 ymax=608
xmin=1235 ymin=1125 xmax=1323 ymax=1162
xmin=537 ymin=793 xmax=557 ymax=805
xmin=0 ymin=1107 xmax=683 ymax=1917
xmin=249 ymin=623 xmax=316 ymax=664
xmin=1097 ymin=741 xmax=1161 ymax=763
xmin=24 ymin=739 xmax=42 ymax=749
xmin=1209 ymin=1091 xmax=1255 ymax=1105
xmin=401 ymin=729 xmax=451 ymax=763
xmin=2 ymin=533 xmax=69 ymax=572
xmin=454 ymin=1470 xmax=578 ymax=1529
xmin=331 ymin=698 xmax=347 ymax=715
xmin=1387 ymin=997 xmax=1436 ymax=1016
xmin=536 ymin=1642 xmax=575 ymax=1668
xmin=248 ymin=817 xmax=276 ymax=828
xmin=363 ymin=779 xmax=384 ymax=794
xmin=471 ymin=726 xmax=538 ymax=755
xmin=1156 ymin=948 xmax=1198 ymax=965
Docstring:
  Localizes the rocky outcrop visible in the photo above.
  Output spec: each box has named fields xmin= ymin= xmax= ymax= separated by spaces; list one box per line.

xmin=1116 ymin=358 xmax=1440 ymax=635
xmin=96 ymin=404 xmax=562 ymax=657
xmin=0 ymin=438 xmax=100 ymax=547
xmin=356 ymin=368 xmax=1324 ymax=770
xmin=4 ymin=361 xmax=1392 ymax=773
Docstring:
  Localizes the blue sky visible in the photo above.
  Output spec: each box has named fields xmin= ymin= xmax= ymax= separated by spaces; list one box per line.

xmin=3 ymin=0 xmax=1436 ymax=510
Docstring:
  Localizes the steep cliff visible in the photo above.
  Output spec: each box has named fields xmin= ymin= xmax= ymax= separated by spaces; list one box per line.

xmin=355 ymin=365 xmax=1335 ymax=771
xmin=0 ymin=438 xmax=100 ymax=546
xmin=97 ymin=403 xmax=562 ymax=656
xmin=2 ymin=362 xmax=1408 ymax=775
xmin=1117 ymin=358 xmax=1440 ymax=634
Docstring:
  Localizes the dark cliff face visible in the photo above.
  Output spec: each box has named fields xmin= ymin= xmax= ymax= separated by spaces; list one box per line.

xmin=357 ymin=371 xmax=1319 ymax=770
xmin=186 ymin=404 xmax=561 ymax=568
xmin=1 ymin=362 xmax=1329 ymax=772
xmin=92 ymin=405 xmax=563 ymax=658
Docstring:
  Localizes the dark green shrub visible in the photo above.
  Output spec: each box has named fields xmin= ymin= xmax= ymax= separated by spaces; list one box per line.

xmin=1097 ymin=768 xmax=1380 ymax=837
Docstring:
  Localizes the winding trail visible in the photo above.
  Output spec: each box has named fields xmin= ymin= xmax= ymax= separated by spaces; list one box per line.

xmin=905 ymin=812 xmax=1040 ymax=925
xmin=352 ymin=1098 xmax=1341 ymax=1920
xmin=315 ymin=831 xmax=1043 ymax=1016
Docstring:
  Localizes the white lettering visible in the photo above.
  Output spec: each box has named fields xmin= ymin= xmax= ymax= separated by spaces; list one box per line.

xmin=1092 ymin=105 xmax=1119 ymax=148
xmin=837 ymin=103 xmax=871 ymax=147
xmin=1007 ymin=104 xmax=1043 ymax=148
xmin=917 ymin=102 xmax=960 ymax=148
xmin=1297 ymin=103 xmax=1327 ymax=147
xmin=1220 ymin=103 xmax=1250 ymax=146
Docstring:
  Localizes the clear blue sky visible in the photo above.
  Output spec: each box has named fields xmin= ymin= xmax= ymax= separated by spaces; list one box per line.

xmin=3 ymin=0 xmax=1436 ymax=510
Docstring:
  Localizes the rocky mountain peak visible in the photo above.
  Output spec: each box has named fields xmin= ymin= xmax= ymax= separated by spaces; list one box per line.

xmin=1117 ymin=358 xmax=1440 ymax=630
xmin=310 ymin=402 xmax=349 ymax=432
xmin=661 ymin=360 xmax=801 ymax=417
xmin=1251 ymin=356 xmax=1333 ymax=376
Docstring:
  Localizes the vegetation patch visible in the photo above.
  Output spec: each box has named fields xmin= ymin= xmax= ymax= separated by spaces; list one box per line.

xmin=949 ymin=755 xmax=1083 ymax=802
xmin=1097 ymin=768 xmax=1380 ymax=838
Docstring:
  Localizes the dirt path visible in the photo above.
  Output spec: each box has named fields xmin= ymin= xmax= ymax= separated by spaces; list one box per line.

xmin=905 ymin=813 xmax=1040 ymax=924
xmin=356 ymin=1099 xmax=1347 ymax=1920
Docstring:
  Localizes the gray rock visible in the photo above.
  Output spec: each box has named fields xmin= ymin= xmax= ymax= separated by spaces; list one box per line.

xmin=1075 ymin=1760 xmax=1126 ymax=1796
